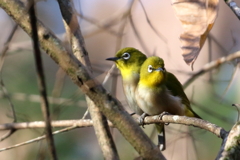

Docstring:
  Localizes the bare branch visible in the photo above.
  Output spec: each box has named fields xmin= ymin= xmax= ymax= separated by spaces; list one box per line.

xmin=0 ymin=0 xmax=164 ymax=159
xmin=183 ymin=51 xmax=240 ymax=89
xmin=57 ymin=1 xmax=119 ymax=159
xmin=0 ymin=91 xmax=86 ymax=107
xmin=0 ymin=125 xmax=77 ymax=152
xmin=0 ymin=115 xmax=227 ymax=139
xmin=129 ymin=11 xmax=150 ymax=55
xmin=224 ymin=0 xmax=240 ymax=20
xmin=139 ymin=0 xmax=168 ymax=44
xmin=29 ymin=2 xmax=57 ymax=159
xmin=216 ymin=122 xmax=240 ymax=160
xmin=0 ymin=24 xmax=19 ymax=141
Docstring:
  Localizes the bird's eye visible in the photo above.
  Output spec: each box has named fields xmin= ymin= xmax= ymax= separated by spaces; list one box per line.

xmin=148 ymin=65 xmax=153 ymax=73
xmin=162 ymin=67 xmax=166 ymax=72
xmin=122 ymin=52 xmax=130 ymax=60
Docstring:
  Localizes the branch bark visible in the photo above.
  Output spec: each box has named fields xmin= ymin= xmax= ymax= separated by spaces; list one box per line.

xmin=57 ymin=1 xmax=119 ymax=159
xmin=224 ymin=0 xmax=240 ymax=20
xmin=216 ymin=122 xmax=240 ymax=160
xmin=183 ymin=51 xmax=240 ymax=89
xmin=0 ymin=0 xmax=164 ymax=159
xmin=29 ymin=3 xmax=57 ymax=160
xmin=0 ymin=115 xmax=227 ymax=139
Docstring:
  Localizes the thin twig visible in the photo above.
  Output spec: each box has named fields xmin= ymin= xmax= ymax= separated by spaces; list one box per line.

xmin=0 ymin=91 xmax=86 ymax=107
xmin=75 ymin=0 xmax=135 ymax=38
xmin=51 ymin=68 xmax=66 ymax=119
xmin=183 ymin=51 xmax=240 ymax=89
xmin=139 ymin=0 xmax=168 ymax=44
xmin=0 ymin=125 xmax=77 ymax=152
xmin=29 ymin=2 xmax=57 ymax=160
xmin=0 ymin=24 xmax=18 ymax=141
xmin=191 ymin=101 xmax=234 ymax=124
xmin=129 ymin=11 xmax=150 ymax=55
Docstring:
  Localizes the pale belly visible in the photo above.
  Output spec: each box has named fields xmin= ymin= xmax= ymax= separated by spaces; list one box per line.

xmin=135 ymin=86 xmax=184 ymax=116
xmin=123 ymin=84 xmax=143 ymax=115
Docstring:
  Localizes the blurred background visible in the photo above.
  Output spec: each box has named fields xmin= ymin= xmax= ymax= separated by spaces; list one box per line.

xmin=0 ymin=0 xmax=239 ymax=159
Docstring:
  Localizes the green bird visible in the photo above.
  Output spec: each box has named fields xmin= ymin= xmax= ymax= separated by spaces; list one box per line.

xmin=135 ymin=56 xmax=201 ymax=150
xmin=106 ymin=47 xmax=147 ymax=115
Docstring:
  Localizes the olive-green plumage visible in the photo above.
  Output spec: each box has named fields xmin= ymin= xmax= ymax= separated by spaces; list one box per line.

xmin=135 ymin=56 xmax=201 ymax=150
xmin=135 ymin=56 xmax=200 ymax=118
xmin=107 ymin=49 xmax=201 ymax=151
xmin=106 ymin=47 xmax=147 ymax=115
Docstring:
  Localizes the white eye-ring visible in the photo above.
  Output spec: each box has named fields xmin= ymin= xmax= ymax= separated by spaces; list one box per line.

xmin=122 ymin=52 xmax=130 ymax=60
xmin=148 ymin=65 xmax=153 ymax=73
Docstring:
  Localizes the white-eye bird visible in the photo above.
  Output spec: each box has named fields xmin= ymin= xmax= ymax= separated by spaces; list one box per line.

xmin=135 ymin=56 xmax=201 ymax=150
xmin=106 ymin=47 xmax=147 ymax=115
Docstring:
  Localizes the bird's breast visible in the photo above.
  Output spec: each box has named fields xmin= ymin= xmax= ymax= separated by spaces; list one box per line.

xmin=135 ymin=85 xmax=184 ymax=116
xmin=123 ymin=78 xmax=143 ymax=115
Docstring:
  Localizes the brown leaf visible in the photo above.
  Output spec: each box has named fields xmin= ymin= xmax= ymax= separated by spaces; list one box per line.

xmin=172 ymin=0 xmax=219 ymax=69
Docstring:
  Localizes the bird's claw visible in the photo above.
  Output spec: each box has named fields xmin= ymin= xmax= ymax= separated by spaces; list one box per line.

xmin=159 ymin=111 xmax=170 ymax=125
xmin=139 ymin=113 xmax=148 ymax=128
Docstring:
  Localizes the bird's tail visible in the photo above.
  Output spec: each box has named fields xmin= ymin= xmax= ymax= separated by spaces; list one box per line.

xmin=185 ymin=105 xmax=202 ymax=119
xmin=155 ymin=123 xmax=166 ymax=151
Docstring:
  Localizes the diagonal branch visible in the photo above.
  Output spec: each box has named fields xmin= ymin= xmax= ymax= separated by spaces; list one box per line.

xmin=0 ymin=0 xmax=164 ymax=159
xmin=57 ymin=0 xmax=119 ymax=159
xmin=183 ymin=51 xmax=240 ymax=89
xmin=224 ymin=0 xmax=240 ymax=20
xmin=29 ymin=2 xmax=57 ymax=160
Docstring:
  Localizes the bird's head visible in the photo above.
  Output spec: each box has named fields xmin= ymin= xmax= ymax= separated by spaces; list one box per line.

xmin=106 ymin=47 xmax=147 ymax=79
xmin=139 ymin=56 xmax=167 ymax=88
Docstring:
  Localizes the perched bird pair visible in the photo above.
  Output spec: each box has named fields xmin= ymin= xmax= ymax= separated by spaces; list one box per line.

xmin=106 ymin=47 xmax=201 ymax=151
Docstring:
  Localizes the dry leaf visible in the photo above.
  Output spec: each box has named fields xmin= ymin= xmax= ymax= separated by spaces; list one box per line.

xmin=172 ymin=0 xmax=219 ymax=69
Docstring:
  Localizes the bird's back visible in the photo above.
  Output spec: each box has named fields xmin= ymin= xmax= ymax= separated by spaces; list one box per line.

xmin=166 ymin=72 xmax=201 ymax=119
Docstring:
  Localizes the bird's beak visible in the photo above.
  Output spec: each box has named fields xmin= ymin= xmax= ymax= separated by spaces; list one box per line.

xmin=106 ymin=57 xmax=120 ymax=61
xmin=155 ymin=67 xmax=164 ymax=72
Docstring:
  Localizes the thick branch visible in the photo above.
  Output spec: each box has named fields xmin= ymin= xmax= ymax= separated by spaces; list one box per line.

xmin=216 ymin=122 xmax=240 ymax=160
xmin=0 ymin=0 xmax=164 ymax=159
xmin=57 ymin=1 xmax=119 ymax=159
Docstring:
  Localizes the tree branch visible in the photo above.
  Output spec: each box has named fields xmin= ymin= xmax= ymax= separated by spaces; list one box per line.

xmin=0 ymin=115 xmax=228 ymax=158
xmin=183 ymin=51 xmax=240 ymax=89
xmin=29 ymin=2 xmax=57 ymax=159
xmin=0 ymin=0 xmax=164 ymax=159
xmin=216 ymin=122 xmax=240 ymax=160
xmin=57 ymin=1 xmax=119 ymax=159
xmin=224 ymin=0 xmax=240 ymax=20
xmin=0 ymin=24 xmax=18 ymax=141
xmin=0 ymin=115 xmax=227 ymax=139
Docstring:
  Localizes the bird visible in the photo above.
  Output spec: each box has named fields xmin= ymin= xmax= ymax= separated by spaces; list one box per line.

xmin=106 ymin=47 xmax=147 ymax=115
xmin=135 ymin=56 xmax=201 ymax=151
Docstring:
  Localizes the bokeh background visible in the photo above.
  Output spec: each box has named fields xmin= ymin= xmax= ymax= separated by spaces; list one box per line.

xmin=0 ymin=0 xmax=239 ymax=159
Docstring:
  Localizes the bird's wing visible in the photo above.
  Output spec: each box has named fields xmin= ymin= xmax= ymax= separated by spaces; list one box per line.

xmin=166 ymin=72 xmax=201 ymax=119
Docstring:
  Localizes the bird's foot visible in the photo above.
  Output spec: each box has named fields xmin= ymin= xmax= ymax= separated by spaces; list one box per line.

xmin=139 ymin=113 xmax=148 ymax=128
xmin=159 ymin=111 xmax=170 ymax=125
